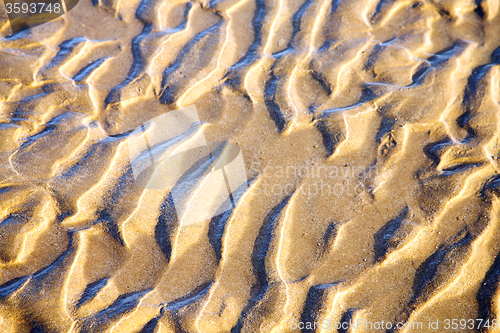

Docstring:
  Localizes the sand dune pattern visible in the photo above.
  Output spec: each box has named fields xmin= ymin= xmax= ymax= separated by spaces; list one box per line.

xmin=1 ymin=0 xmax=500 ymax=332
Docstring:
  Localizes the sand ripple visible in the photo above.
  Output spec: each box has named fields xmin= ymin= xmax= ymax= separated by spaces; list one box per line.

xmin=1 ymin=0 xmax=500 ymax=332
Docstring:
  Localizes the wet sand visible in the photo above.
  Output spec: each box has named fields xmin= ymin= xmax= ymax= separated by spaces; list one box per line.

xmin=1 ymin=0 xmax=500 ymax=332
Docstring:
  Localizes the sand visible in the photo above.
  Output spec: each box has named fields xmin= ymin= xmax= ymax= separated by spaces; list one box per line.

xmin=0 ymin=0 xmax=500 ymax=332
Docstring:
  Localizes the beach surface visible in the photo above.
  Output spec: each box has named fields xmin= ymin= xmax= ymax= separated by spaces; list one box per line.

xmin=1 ymin=0 xmax=500 ymax=332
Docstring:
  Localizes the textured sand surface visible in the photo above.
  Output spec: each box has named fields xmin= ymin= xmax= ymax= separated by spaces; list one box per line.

xmin=1 ymin=0 xmax=500 ymax=332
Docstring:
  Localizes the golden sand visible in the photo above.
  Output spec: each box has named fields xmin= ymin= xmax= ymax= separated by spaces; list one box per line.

xmin=1 ymin=0 xmax=500 ymax=332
